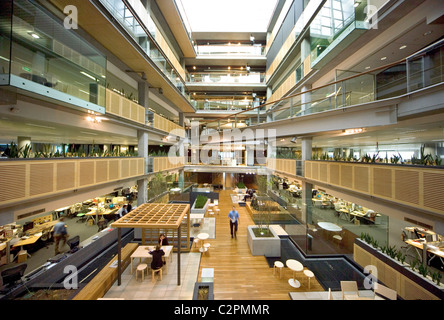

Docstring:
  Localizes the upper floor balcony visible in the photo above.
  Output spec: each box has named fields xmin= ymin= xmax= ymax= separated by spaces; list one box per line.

xmin=194 ymin=42 xmax=266 ymax=57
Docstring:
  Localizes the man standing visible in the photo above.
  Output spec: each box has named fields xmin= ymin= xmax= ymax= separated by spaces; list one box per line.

xmin=53 ymin=216 xmax=69 ymax=255
xmin=228 ymin=206 xmax=240 ymax=239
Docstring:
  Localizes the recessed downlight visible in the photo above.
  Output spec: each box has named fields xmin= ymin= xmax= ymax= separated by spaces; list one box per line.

xmin=399 ymin=45 xmax=407 ymax=50
xmin=381 ymin=57 xmax=387 ymax=61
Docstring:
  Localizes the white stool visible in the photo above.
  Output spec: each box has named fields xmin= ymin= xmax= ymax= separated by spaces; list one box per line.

xmin=193 ymin=238 xmax=200 ymax=248
xmin=304 ymin=269 xmax=315 ymax=289
xmin=215 ymin=208 xmax=220 ymax=215
xmin=273 ymin=261 xmax=284 ymax=279
xmin=152 ymin=268 xmax=162 ymax=282
xmin=208 ymin=210 xmax=214 ymax=215
xmin=136 ymin=263 xmax=148 ymax=282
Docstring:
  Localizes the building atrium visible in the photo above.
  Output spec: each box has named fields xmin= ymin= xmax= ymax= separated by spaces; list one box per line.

xmin=0 ymin=0 xmax=444 ymax=306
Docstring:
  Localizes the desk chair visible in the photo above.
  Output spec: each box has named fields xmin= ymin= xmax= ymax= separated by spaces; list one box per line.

xmin=340 ymin=281 xmax=359 ymax=300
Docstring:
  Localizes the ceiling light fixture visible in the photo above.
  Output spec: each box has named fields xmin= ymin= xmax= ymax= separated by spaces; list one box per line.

xmin=80 ymin=71 xmax=96 ymax=81
xmin=344 ymin=128 xmax=364 ymax=135
xmin=399 ymin=45 xmax=407 ymax=50
xmin=381 ymin=57 xmax=387 ymax=61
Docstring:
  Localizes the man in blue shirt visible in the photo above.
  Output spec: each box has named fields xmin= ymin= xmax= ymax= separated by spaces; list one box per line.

xmin=228 ymin=206 xmax=240 ymax=239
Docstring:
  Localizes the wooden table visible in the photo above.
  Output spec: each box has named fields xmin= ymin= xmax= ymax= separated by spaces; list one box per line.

xmin=12 ymin=220 xmax=58 ymax=249
xmin=286 ymin=259 xmax=304 ymax=288
xmin=130 ymin=245 xmax=173 ymax=274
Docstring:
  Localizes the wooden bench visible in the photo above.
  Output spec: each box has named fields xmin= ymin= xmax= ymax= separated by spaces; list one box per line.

xmin=73 ymin=242 xmax=138 ymax=300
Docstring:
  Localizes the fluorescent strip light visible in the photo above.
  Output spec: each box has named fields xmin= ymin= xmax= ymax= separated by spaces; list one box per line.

xmin=25 ymin=123 xmax=56 ymax=130
xmin=80 ymin=71 xmax=96 ymax=81
xmin=80 ymin=131 xmax=98 ymax=135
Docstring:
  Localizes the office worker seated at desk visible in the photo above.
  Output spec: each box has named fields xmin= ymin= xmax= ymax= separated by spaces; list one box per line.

xmin=150 ymin=245 xmax=165 ymax=270
xmin=116 ymin=205 xmax=128 ymax=219
xmin=158 ymin=233 xmax=169 ymax=246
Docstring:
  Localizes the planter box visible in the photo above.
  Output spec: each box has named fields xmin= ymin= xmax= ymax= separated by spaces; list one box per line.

xmin=354 ymin=238 xmax=444 ymax=300
xmin=193 ymin=282 xmax=214 ymax=300
xmin=247 ymin=225 xmax=281 ymax=257
xmin=191 ymin=198 xmax=210 ymax=214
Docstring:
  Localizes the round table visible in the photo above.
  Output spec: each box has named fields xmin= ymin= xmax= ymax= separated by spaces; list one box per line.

xmin=286 ymin=259 xmax=303 ymax=288
xmin=317 ymin=222 xmax=342 ymax=232
xmin=197 ymin=233 xmax=209 ymax=249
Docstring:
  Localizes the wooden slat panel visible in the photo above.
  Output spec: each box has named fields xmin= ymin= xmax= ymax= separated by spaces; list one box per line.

xmin=354 ymin=166 xmax=369 ymax=193
xmin=30 ymin=163 xmax=54 ymax=196
xmin=373 ymin=167 xmax=392 ymax=198
xmin=329 ymin=163 xmax=340 ymax=185
xmin=395 ymin=169 xmax=419 ymax=205
xmin=0 ymin=164 xmax=26 ymax=202
xmin=120 ymin=159 xmax=129 ymax=179
xmin=56 ymin=162 xmax=76 ymax=191
xmin=312 ymin=162 xmax=319 ymax=180
xmin=340 ymin=165 xmax=353 ymax=189
xmin=108 ymin=159 xmax=119 ymax=180
xmin=79 ymin=161 xmax=95 ymax=187
xmin=95 ymin=160 xmax=108 ymax=183
xmin=319 ymin=162 xmax=328 ymax=182
xmin=423 ymin=172 xmax=444 ymax=212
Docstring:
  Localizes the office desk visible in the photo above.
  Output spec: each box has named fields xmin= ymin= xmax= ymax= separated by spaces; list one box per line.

xmin=405 ymin=239 xmax=444 ymax=264
xmin=85 ymin=207 xmax=119 ymax=224
xmin=13 ymin=220 xmax=58 ymax=248
xmin=130 ymin=245 xmax=173 ymax=274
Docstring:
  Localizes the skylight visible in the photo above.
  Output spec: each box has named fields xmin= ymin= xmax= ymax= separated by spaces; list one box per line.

xmin=177 ymin=0 xmax=278 ymax=33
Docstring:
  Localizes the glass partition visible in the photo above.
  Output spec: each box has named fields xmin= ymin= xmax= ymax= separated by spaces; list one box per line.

xmin=10 ymin=0 xmax=106 ymax=107
xmin=267 ymin=175 xmax=389 ymax=256
xmin=310 ymin=0 xmax=356 ymax=64
xmin=0 ymin=0 xmax=12 ymax=85
xmin=98 ymin=0 xmax=188 ymax=98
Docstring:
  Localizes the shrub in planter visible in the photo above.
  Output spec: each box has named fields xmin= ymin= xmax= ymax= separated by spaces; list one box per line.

xmin=195 ymin=195 xmax=208 ymax=209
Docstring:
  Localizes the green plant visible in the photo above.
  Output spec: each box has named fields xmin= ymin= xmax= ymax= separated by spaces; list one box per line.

xmin=410 ymin=259 xmax=419 ymax=272
xmin=236 ymin=182 xmax=246 ymax=189
xmin=396 ymin=251 xmax=406 ymax=264
xmin=418 ymin=263 xmax=429 ymax=277
xmin=434 ymin=155 xmax=442 ymax=166
xmin=362 ymin=154 xmax=371 ymax=163
xmin=21 ymin=144 xmax=32 ymax=158
xmin=386 ymin=245 xmax=397 ymax=259
xmin=371 ymin=151 xmax=380 ymax=163
xmin=194 ymin=195 xmax=208 ymax=209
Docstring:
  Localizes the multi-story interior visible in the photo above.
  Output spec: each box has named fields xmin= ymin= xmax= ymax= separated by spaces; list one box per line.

xmin=0 ymin=0 xmax=444 ymax=301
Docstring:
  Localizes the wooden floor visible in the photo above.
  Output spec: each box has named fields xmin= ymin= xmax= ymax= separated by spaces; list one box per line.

xmin=193 ymin=190 xmax=324 ymax=300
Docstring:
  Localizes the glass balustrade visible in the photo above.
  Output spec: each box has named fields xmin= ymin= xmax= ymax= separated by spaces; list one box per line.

xmin=5 ymin=0 xmax=107 ymax=108
xmin=199 ymin=39 xmax=443 ymax=134
xmin=195 ymin=43 xmax=265 ymax=56
xmin=192 ymin=99 xmax=257 ymax=111
xmin=98 ymin=0 xmax=188 ymax=98
xmin=187 ymin=72 xmax=266 ymax=84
